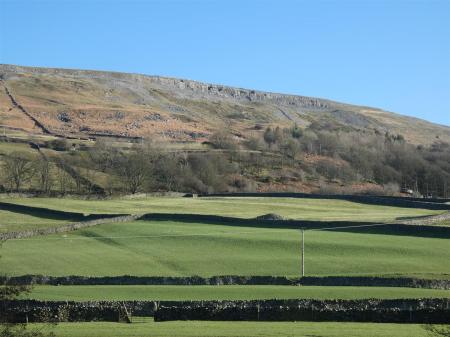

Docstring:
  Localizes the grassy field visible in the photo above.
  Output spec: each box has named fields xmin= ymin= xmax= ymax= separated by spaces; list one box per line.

xmin=26 ymin=321 xmax=434 ymax=337
xmin=23 ymin=285 xmax=450 ymax=301
xmin=0 ymin=140 xmax=38 ymax=155
xmin=2 ymin=196 xmax=443 ymax=221
xmin=0 ymin=209 xmax=74 ymax=233
xmin=1 ymin=220 xmax=449 ymax=278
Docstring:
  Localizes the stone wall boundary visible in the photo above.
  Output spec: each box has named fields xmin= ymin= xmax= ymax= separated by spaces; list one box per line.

xmin=3 ymin=298 xmax=450 ymax=324
xmin=3 ymin=275 xmax=450 ymax=289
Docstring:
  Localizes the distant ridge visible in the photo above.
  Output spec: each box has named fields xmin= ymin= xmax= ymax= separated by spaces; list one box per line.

xmin=0 ymin=64 xmax=449 ymax=144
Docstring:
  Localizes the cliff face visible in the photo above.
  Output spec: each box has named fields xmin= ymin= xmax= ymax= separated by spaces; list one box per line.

xmin=149 ymin=76 xmax=331 ymax=109
xmin=0 ymin=64 xmax=448 ymax=144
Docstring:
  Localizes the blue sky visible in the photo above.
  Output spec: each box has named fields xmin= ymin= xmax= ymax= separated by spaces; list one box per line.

xmin=1 ymin=0 xmax=449 ymax=126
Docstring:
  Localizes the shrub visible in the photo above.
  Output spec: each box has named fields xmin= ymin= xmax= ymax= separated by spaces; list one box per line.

xmin=46 ymin=139 xmax=70 ymax=151
xmin=209 ymin=131 xmax=238 ymax=150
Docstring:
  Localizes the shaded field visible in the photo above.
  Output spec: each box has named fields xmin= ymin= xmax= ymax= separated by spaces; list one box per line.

xmin=2 ymin=196 xmax=443 ymax=221
xmin=26 ymin=321 xmax=433 ymax=337
xmin=23 ymin=285 xmax=450 ymax=301
xmin=1 ymin=220 xmax=449 ymax=279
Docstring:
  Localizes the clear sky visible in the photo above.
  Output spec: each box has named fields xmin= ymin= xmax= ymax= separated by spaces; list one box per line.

xmin=1 ymin=0 xmax=449 ymax=126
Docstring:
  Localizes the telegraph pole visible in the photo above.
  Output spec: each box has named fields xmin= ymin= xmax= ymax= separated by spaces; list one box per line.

xmin=301 ymin=228 xmax=305 ymax=277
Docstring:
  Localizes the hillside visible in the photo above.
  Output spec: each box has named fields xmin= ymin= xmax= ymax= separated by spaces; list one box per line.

xmin=1 ymin=64 xmax=449 ymax=145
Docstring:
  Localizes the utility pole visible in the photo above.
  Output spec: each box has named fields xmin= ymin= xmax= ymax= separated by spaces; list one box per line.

xmin=301 ymin=228 xmax=305 ymax=277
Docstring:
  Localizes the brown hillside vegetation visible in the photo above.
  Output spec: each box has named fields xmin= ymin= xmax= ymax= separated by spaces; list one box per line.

xmin=0 ymin=64 xmax=449 ymax=145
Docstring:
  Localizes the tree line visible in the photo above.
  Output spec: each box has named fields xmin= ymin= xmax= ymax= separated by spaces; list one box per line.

xmin=0 ymin=124 xmax=449 ymax=197
xmin=220 ymin=123 xmax=450 ymax=198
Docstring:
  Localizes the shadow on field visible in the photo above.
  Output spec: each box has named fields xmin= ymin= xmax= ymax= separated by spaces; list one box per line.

xmin=140 ymin=213 xmax=450 ymax=239
xmin=202 ymin=192 xmax=450 ymax=210
xmin=0 ymin=201 xmax=127 ymax=222
xmin=79 ymin=230 xmax=124 ymax=247
xmin=318 ymin=224 xmax=450 ymax=239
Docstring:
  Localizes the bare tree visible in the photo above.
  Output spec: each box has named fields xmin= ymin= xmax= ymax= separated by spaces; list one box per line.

xmin=33 ymin=159 xmax=53 ymax=194
xmin=1 ymin=152 xmax=34 ymax=191
xmin=56 ymin=166 xmax=72 ymax=195
xmin=116 ymin=151 xmax=149 ymax=194
xmin=88 ymin=139 xmax=120 ymax=172
xmin=281 ymin=139 xmax=301 ymax=160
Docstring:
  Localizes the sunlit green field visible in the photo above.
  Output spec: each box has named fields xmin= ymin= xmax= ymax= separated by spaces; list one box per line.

xmin=3 ymin=196 xmax=442 ymax=221
xmin=27 ymin=321 xmax=433 ymax=337
xmin=1 ymin=220 xmax=449 ymax=278
xmin=23 ymin=285 xmax=450 ymax=301
xmin=0 ymin=209 xmax=73 ymax=233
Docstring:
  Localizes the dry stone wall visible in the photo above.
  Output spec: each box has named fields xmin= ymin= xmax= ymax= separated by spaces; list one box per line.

xmin=3 ymin=299 xmax=449 ymax=324
xmin=154 ymin=298 xmax=450 ymax=323
xmin=399 ymin=212 xmax=450 ymax=226
xmin=0 ymin=214 xmax=139 ymax=241
xmin=3 ymin=275 xmax=450 ymax=289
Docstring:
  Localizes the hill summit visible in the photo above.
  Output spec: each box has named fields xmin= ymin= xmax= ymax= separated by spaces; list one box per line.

xmin=0 ymin=64 xmax=448 ymax=144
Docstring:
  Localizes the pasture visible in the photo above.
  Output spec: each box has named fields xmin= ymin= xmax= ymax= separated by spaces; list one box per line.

xmin=1 ymin=219 xmax=449 ymax=279
xmin=27 ymin=321 xmax=433 ymax=337
xmin=2 ymin=195 xmax=450 ymax=337
xmin=3 ymin=196 xmax=443 ymax=221
xmin=0 ymin=209 xmax=71 ymax=233
xmin=24 ymin=285 xmax=450 ymax=301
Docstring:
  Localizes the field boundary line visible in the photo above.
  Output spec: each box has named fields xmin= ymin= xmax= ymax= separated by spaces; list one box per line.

xmin=0 ymin=214 xmax=140 ymax=241
xmin=3 ymin=298 xmax=450 ymax=323
xmin=3 ymin=274 xmax=450 ymax=289
xmin=200 ymin=192 xmax=450 ymax=210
